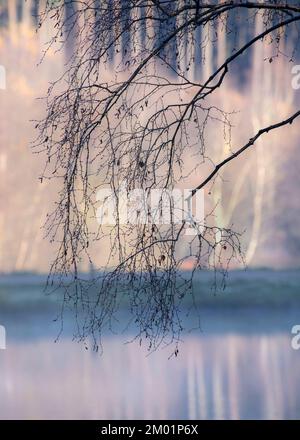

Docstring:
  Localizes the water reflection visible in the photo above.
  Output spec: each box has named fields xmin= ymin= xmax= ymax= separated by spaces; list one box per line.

xmin=0 ymin=331 xmax=299 ymax=419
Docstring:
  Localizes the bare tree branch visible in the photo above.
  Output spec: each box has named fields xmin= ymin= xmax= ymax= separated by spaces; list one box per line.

xmin=34 ymin=0 xmax=300 ymax=353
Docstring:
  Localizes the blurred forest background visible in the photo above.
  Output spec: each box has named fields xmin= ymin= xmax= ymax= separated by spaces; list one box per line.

xmin=1 ymin=0 xmax=300 ymax=274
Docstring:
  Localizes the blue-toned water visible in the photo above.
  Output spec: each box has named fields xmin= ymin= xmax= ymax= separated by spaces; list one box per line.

xmin=0 ymin=270 xmax=300 ymax=420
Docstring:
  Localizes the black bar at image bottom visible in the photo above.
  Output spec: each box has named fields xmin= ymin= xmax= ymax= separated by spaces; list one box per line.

xmin=0 ymin=421 xmax=298 ymax=437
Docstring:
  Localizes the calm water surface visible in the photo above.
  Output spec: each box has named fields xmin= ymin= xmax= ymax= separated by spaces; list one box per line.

xmin=0 ymin=299 xmax=299 ymax=419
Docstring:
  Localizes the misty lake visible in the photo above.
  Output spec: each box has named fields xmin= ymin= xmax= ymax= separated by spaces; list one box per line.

xmin=0 ymin=270 xmax=300 ymax=420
